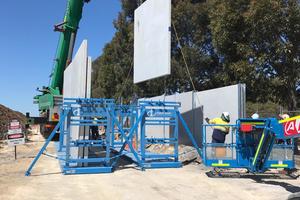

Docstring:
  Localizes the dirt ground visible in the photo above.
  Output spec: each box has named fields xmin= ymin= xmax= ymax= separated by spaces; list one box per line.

xmin=0 ymin=130 xmax=300 ymax=200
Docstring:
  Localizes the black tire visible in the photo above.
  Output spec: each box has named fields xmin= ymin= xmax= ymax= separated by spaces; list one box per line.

xmin=40 ymin=123 xmax=59 ymax=141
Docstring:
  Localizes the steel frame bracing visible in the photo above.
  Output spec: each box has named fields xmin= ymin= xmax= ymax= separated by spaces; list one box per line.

xmin=25 ymin=98 xmax=202 ymax=175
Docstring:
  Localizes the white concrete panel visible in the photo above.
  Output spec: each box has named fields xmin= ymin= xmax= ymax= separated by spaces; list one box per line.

xmin=63 ymin=40 xmax=88 ymax=98
xmin=63 ymin=40 xmax=91 ymax=164
xmin=195 ymin=84 xmax=244 ymax=144
xmin=86 ymin=56 xmax=92 ymax=98
xmin=195 ymin=85 xmax=240 ymax=124
xmin=140 ymin=84 xmax=246 ymax=146
xmin=140 ymin=92 xmax=194 ymax=141
xmin=134 ymin=0 xmax=171 ymax=83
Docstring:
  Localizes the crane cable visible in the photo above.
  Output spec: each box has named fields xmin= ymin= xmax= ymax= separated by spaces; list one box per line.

xmin=116 ymin=21 xmax=210 ymax=126
xmin=117 ymin=21 xmax=196 ymax=103
xmin=172 ymin=21 xmax=196 ymax=92
xmin=117 ymin=61 xmax=133 ymax=102
xmin=172 ymin=22 xmax=212 ymax=127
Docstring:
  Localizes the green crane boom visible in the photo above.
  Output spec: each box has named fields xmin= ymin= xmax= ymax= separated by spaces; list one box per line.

xmin=50 ymin=0 xmax=87 ymax=91
xmin=33 ymin=0 xmax=89 ymax=126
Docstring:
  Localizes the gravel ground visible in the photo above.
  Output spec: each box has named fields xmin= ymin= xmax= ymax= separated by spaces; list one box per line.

xmin=0 ymin=132 xmax=299 ymax=200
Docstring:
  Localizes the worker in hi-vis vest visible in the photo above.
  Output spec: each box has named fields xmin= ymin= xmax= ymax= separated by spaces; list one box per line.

xmin=205 ymin=112 xmax=230 ymax=143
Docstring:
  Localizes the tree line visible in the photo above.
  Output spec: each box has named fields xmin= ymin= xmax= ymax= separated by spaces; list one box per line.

xmin=91 ymin=0 xmax=300 ymax=110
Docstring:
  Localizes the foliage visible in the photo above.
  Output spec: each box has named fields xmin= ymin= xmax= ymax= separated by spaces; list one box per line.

xmin=246 ymin=101 xmax=281 ymax=118
xmin=0 ymin=104 xmax=26 ymax=140
xmin=92 ymin=0 xmax=300 ymax=109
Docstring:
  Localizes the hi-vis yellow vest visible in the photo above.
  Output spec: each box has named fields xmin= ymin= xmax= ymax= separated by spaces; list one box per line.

xmin=209 ymin=118 xmax=230 ymax=133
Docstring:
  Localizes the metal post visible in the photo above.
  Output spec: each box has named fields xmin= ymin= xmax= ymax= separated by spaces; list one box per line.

xmin=65 ymin=110 xmax=71 ymax=168
xmin=202 ymin=125 xmax=206 ymax=164
xmin=106 ymin=107 xmax=111 ymax=166
xmin=174 ymin=112 xmax=179 ymax=162
xmin=140 ymin=109 xmax=146 ymax=162
xmin=59 ymin=110 xmax=65 ymax=152
xmin=14 ymin=146 xmax=17 ymax=160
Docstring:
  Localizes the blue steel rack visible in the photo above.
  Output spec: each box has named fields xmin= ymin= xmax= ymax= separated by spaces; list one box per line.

xmin=123 ymin=101 xmax=182 ymax=169
xmin=115 ymin=100 xmax=202 ymax=169
xmin=25 ymin=98 xmax=202 ymax=175
xmin=60 ymin=98 xmax=116 ymax=174
xmin=112 ymin=104 xmax=138 ymax=149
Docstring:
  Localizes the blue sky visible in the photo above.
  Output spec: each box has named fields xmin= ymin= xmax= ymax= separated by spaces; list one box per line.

xmin=0 ymin=0 xmax=121 ymax=115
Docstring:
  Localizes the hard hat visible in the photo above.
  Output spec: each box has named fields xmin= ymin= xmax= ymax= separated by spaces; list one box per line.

xmin=251 ymin=113 xmax=259 ymax=119
xmin=221 ymin=112 xmax=230 ymax=122
xmin=92 ymin=117 xmax=98 ymax=125
xmin=280 ymin=114 xmax=290 ymax=120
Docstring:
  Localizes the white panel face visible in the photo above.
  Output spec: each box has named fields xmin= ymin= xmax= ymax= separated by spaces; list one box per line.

xmin=63 ymin=40 xmax=91 ymax=165
xmin=139 ymin=84 xmax=246 ymax=146
xmin=134 ymin=0 xmax=171 ymax=83
xmin=86 ymin=56 xmax=92 ymax=98
xmin=194 ymin=85 xmax=242 ymax=144
xmin=63 ymin=40 xmax=89 ymax=98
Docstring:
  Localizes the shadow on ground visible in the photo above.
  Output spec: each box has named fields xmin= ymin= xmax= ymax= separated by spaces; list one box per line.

xmin=251 ymin=176 xmax=300 ymax=193
xmin=206 ymin=170 xmax=300 ymax=193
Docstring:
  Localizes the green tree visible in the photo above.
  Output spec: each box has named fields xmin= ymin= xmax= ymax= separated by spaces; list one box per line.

xmin=92 ymin=0 xmax=300 ymax=110
xmin=209 ymin=0 xmax=300 ymax=109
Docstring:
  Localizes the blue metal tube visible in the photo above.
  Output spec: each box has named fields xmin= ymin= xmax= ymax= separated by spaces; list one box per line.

xmin=144 ymin=154 xmax=175 ymax=158
xmin=177 ymin=111 xmax=202 ymax=158
xmin=68 ymin=158 xmax=108 ymax=163
xmin=145 ymin=123 xmax=176 ymax=126
xmin=25 ymin=110 xmax=69 ymax=176
xmin=112 ymin=110 xmax=146 ymax=165
xmin=141 ymin=109 xmax=146 ymax=162
xmin=202 ymin=125 xmax=206 ymax=164
xmin=174 ymin=113 xmax=179 ymax=161
xmin=59 ymin=110 xmax=65 ymax=152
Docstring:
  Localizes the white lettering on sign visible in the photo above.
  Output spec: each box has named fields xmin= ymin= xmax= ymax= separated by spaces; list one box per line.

xmin=7 ymin=120 xmax=25 ymax=146
xmin=7 ymin=138 xmax=25 ymax=146
xmin=8 ymin=129 xmax=22 ymax=134
xmin=73 ymin=108 xmax=81 ymax=116
xmin=284 ymin=119 xmax=300 ymax=136
xmin=10 ymin=121 xmax=20 ymax=127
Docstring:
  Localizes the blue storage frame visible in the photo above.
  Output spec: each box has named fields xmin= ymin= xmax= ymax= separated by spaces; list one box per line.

xmin=26 ymin=98 xmax=202 ymax=175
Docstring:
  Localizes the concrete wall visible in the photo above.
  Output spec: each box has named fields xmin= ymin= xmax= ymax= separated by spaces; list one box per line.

xmin=194 ymin=84 xmax=246 ymax=145
xmin=140 ymin=84 xmax=246 ymax=146
xmin=63 ymin=40 xmax=91 ymax=164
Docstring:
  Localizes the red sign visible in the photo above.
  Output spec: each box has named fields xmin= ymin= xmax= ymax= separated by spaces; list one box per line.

xmin=283 ymin=119 xmax=300 ymax=137
xmin=8 ymin=134 xmax=24 ymax=139
xmin=10 ymin=120 xmax=20 ymax=129
xmin=7 ymin=120 xmax=25 ymax=146
xmin=10 ymin=125 xmax=21 ymax=129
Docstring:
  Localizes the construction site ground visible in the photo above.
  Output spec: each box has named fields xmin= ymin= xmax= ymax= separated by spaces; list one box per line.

xmin=1 ymin=129 xmax=300 ymax=200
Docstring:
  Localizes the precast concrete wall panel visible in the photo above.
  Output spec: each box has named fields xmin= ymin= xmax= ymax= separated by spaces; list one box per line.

xmin=63 ymin=40 xmax=91 ymax=165
xmin=194 ymin=84 xmax=246 ymax=145
xmin=134 ymin=0 xmax=171 ymax=83
xmin=140 ymin=84 xmax=246 ymax=147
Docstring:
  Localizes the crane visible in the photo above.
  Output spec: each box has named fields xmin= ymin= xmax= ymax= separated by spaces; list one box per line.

xmin=27 ymin=0 xmax=90 ymax=137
